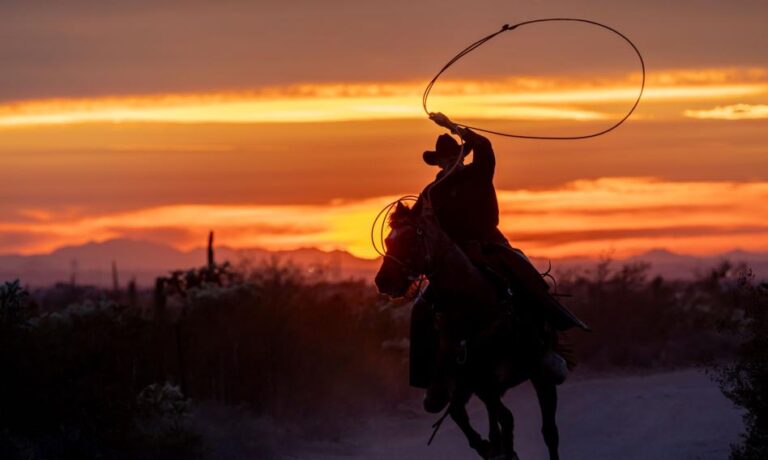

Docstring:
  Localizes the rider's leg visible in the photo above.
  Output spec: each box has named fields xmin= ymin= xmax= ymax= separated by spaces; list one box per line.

xmin=484 ymin=241 xmax=575 ymax=384
xmin=490 ymin=241 xmax=588 ymax=331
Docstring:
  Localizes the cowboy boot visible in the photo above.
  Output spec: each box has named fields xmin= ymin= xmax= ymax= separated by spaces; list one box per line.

xmin=538 ymin=350 xmax=568 ymax=385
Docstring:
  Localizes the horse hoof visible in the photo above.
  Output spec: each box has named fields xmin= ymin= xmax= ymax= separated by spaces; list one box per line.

xmin=471 ymin=439 xmax=490 ymax=459
xmin=489 ymin=454 xmax=519 ymax=460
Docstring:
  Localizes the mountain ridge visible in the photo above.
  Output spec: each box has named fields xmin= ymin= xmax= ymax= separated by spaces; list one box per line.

xmin=2 ymin=238 xmax=766 ymax=287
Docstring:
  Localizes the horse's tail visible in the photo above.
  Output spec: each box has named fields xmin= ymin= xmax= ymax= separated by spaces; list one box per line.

xmin=554 ymin=334 xmax=577 ymax=371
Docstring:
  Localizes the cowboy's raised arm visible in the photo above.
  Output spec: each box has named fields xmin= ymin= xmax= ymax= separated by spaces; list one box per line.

xmin=456 ymin=127 xmax=494 ymax=178
xmin=428 ymin=112 xmax=494 ymax=177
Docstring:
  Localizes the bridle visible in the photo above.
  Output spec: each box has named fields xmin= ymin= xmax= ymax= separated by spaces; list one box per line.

xmin=384 ymin=220 xmax=434 ymax=280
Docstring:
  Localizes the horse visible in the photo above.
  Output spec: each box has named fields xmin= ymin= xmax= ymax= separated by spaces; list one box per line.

xmin=375 ymin=201 xmax=564 ymax=460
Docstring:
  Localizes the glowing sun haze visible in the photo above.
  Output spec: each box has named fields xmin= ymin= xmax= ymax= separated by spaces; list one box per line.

xmin=5 ymin=178 xmax=768 ymax=259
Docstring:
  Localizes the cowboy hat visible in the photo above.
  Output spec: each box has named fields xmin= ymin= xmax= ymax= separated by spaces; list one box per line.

xmin=423 ymin=134 xmax=465 ymax=166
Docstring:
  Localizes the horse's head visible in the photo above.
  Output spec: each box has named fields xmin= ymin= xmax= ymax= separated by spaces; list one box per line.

xmin=374 ymin=201 xmax=432 ymax=297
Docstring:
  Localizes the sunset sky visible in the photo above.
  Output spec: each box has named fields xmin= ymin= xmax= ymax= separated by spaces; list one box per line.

xmin=2 ymin=0 xmax=767 ymax=259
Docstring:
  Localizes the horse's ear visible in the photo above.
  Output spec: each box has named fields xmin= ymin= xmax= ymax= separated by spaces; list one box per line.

xmin=390 ymin=201 xmax=411 ymax=226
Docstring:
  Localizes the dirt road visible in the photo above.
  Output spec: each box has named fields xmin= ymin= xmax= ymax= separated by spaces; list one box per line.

xmin=291 ymin=369 xmax=743 ymax=460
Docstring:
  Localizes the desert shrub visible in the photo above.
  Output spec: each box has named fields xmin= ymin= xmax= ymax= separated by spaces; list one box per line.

xmin=136 ymin=382 xmax=190 ymax=434
xmin=2 ymin=257 xmax=757 ymax=458
xmin=0 ymin=292 xmax=200 ymax=459
xmin=170 ymin=261 xmax=407 ymax=423
xmin=133 ymin=382 xmax=201 ymax=458
xmin=557 ymin=260 xmax=745 ymax=369
xmin=0 ymin=259 xmax=409 ymax=458
xmin=712 ymin=271 xmax=768 ymax=459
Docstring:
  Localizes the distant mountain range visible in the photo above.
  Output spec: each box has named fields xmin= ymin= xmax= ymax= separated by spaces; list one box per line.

xmin=0 ymin=239 xmax=380 ymax=288
xmin=1 ymin=239 xmax=766 ymax=288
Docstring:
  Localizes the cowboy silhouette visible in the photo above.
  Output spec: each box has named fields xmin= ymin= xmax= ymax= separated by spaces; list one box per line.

xmin=411 ymin=112 xmax=588 ymax=413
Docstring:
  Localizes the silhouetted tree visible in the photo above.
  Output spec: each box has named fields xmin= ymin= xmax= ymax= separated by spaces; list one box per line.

xmin=713 ymin=270 xmax=768 ymax=459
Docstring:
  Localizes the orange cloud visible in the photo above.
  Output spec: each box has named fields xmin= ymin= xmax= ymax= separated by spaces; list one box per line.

xmin=684 ymin=104 xmax=768 ymax=120
xmin=3 ymin=178 xmax=768 ymax=259
xmin=0 ymin=67 xmax=766 ymax=127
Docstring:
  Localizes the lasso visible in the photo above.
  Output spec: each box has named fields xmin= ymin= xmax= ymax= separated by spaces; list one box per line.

xmin=373 ymin=19 xmax=645 ymax=255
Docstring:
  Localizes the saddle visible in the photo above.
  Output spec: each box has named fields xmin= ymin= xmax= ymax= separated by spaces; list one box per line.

xmin=461 ymin=240 xmax=589 ymax=332
xmin=409 ymin=240 xmax=588 ymax=389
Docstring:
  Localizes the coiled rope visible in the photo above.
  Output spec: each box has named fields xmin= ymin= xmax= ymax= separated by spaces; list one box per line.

xmin=371 ymin=195 xmax=420 ymax=257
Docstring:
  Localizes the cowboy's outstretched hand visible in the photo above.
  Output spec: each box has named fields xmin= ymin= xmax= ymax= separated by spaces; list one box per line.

xmin=429 ymin=112 xmax=458 ymax=133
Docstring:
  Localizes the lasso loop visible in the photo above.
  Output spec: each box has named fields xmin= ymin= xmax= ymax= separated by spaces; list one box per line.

xmin=423 ymin=18 xmax=645 ymax=140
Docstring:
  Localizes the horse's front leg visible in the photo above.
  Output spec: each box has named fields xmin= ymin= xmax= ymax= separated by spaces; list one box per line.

xmin=449 ymin=389 xmax=490 ymax=459
xmin=479 ymin=391 xmax=518 ymax=460
xmin=533 ymin=378 xmax=560 ymax=460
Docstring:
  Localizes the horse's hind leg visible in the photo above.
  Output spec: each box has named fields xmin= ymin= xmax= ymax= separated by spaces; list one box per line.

xmin=497 ymin=400 xmax=517 ymax=458
xmin=533 ymin=378 xmax=560 ymax=460
xmin=449 ymin=390 xmax=489 ymax=459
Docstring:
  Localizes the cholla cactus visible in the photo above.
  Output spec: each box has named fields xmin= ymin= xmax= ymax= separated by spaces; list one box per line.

xmin=31 ymin=299 xmax=120 ymax=328
xmin=136 ymin=382 xmax=189 ymax=432
xmin=0 ymin=279 xmax=28 ymax=327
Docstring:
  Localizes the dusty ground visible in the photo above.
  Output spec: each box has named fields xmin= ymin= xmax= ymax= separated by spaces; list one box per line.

xmin=278 ymin=369 xmax=743 ymax=460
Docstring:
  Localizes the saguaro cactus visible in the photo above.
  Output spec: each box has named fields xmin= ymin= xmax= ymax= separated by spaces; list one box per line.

xmin=207 ymin=231 xmax=215 ymax=269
